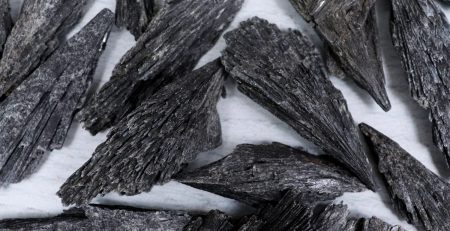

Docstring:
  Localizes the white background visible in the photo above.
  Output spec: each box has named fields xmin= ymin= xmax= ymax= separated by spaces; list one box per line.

xmin=2 ymin=0 xmax=450 ymax=230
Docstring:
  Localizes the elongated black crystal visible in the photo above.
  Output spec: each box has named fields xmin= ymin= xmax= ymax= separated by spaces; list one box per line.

xmin=58 ymin=60 xmax=225 ymax=206
xmin=289 ymin=0 xmax=390 ymax=111
xmin=0 ymin=9 xmax=114 ymax=186
xmin=177 ymin=143 xmax=366 ymax=206
xmin=0 ymin=0 xmax=87 ymax=97
xmin=221 ymin=17 xmax=376 ymax=189
xmin=360 ymin=123 xmax=450 ymax=231
xmin=116 ymin=0 xmax=155 ymax=39
xmin=79 ymin=0 xmax=243 ymax=134
xmin=0 ymin=0 xmax=12 ymax=56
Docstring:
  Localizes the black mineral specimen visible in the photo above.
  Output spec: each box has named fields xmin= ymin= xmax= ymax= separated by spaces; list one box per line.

xmin=344 ymin=217 xmax=405 ymax=231
xmin=360 ymin=123 xmax=450 ymax=231
xmin=176 ymin=143 xmax=366 ymax=206
xmin=0 ymin=0 xmax=12 ymax=56
xmin=79 ymin=0 xmax=243 ymax=134
xmin=0 ymin=9 xmax=114 ymax=186
xmin=116 ymin=0 xmax=156 ymax=39
xmin=0 ymin=0 xmax=87 ymax=97
xmin=289 ymin=0 xmax=390 ymax=111
xmin=221 ymin=17 xmax=376 ymax=189
xmin=184 ymin=210 xmax=234 ymax=231
xmin=390 ymin=0 xmax=450 ymax=168
xmin=58 ymin=60 xmax=225 ymax=205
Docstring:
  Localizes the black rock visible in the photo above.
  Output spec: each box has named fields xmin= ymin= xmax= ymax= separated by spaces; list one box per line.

xmin=0 ymin=0 xmax=87 ymax=97
xmin=360 ymin=123 xmax=450 ymax=231
xmin=390 ymin=0 xmax=450 ymax=168
xmin=289 ymin=0 xmax=390 ymax=111
xmin=79 ymin=0 xmax=243 ymax=134
xmin=221 ymin=17 xmax=376 ymax=189
xmin=58 ymin=60 xmax=225 ymax=206
xmin=0 ymin=9 xmax=114 ymax=186
xmin=344 ymin=217 xmax=405 ymax=231
xmin=115 ymin=0 xmax=156 ymax=39
xmin=176 ymin=143 xmax=366 ymax=206
xmin=184 ymin=210 xmax=235 ymax=231
xmin=0 ymin=0 xmax=12 ymax=56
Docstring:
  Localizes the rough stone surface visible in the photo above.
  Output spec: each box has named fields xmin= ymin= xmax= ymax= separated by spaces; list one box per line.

xmin=0 ymin=0 xmax=87 ymax=98
xmin=0 ymin=0 xmax=12 ymax=56
xmin=177 ymin=142 xmax=366 ymax=206
xmin=79 ymin=0 xmax=243 ymax=134
xmin=360 ymin=123 xmax=450 ymax=231
xmin=115 ymin=0 xmax=155 ymax=39
xmin=184 ymin=210 xmax=234 ymax=231
xmin=58 ymin=60 xmax=225 ymax=206
xmin=344 ymin=217 xmax=405 ymax=231
xmin=390 ymin=0 xmax=450 ymax=168
xmin=289 ymin=0 xmax=390 ymax=111
xmin=221 ymin=17 xmax=376 ymax=189
xmin=0 ymin=9 xmax=114 ymax=186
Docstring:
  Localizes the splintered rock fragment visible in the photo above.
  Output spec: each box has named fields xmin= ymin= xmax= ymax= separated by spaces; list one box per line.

xmin=177 ymin=143 xmax=366 ymax=206
xmin=222 ymin=17 xmax=376 ymax=189
xmin=289 ymin=0 xmax=390 ymax=111
xmin=184 ymin=210 xmax=234 ymax=231
xmin=116 ymin=0 xmax=156 ymax=39
xmin=0 ymin=0 xmax=12 ymax=55
xmin=360 ymin=123 xmax=450 ymax=231
xmin=58 ymin=60 xmax=225 ymax=205
xmin=0 ymin=205 xmax=193 ymax=231
xmin=79 ymin=0 xmax=243 ymax=134
xmin=0 ymin=9 xmax=114 ymax=186
xmin=0 ymin=0 xmax=87 ymax=97
xmin=390 ymin=0 xmax=450 ymax=167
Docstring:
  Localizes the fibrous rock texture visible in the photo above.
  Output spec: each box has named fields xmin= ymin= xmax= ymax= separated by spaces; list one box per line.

xmin=79 ymin=0 xmax=243 ymax=134
xmin=0 ymin=0 xmax=12 ymax=56
xmin=184 ymin=210 xmax=234 ymax=231
xmin=221 ymin=17 xmax=376 ymax=189
xmin=177 ymin=142 xmax=366 ymax=206
xmin=116 ymin=0 xmax=156 ymax=39
xmin=289 ymin=0 xmax=390 ymax=111
xmin=344 ymin=217 xmax=405 ymax=231
xmin=58 ymin=60 xmax=225 ymax=205
xmin=390 ymin=0 xmax=450 ymax=168
xmin=360 ymin=123 xmax=450 ymax=231
xmin=0 ymin=9 xmax=114 ymax=186
xmin=0 ymin=0 xmax=87 ymax=97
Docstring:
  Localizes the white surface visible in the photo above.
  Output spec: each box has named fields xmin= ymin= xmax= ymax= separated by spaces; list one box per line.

xmin=1 ymin=0 xmax=449 ymax=230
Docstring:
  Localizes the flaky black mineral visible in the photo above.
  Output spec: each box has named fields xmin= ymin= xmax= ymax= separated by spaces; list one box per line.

xmin=0 ymin=9 xmax=114 ymax=186
xmin=221 ymin=17 xmax=376 ymax=189
xmin=79 ymin=0 xmax=243 ymax=134
xmin=115 ymin=0 xmax=155 ymax=39
xmin=0 ymin=0 xmax=12 ymax=56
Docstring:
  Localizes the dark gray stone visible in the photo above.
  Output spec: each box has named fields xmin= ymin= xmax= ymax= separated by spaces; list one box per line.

xmin=184 ymin=210 xmax=234 ymax=231
xmin=289 ymin=0 xmax=390 ymax=111
xmin=221 ymin=17 xmax=376 ymax=190
xmin=176 ymin=142 xmax=366 ymax=206
xmin=58 ymin=60 xmax=225 ymax=206
xmin=0 ymin=0 xmax=12 ymax=56
xmin=344 ymin=217 xmax=405 ymax=231
xmin=79 ymin=0 xmax=243 ymax=134
xmin=360 ymin=123 xmax=450 ymax=231
xmin=0 ymin=9 xmax=114 ymax=186
xmin=0 ymin=0 xmax=87 ymax=97
xmin=115 ymin=0 xmax=156 ymax=39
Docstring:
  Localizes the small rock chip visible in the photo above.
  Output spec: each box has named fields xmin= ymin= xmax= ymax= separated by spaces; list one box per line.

xmin=0 ymin=9 xmax=114 ymax=186
xmin=0 ymin=0 xmax=12 ymax=56
xmin=176 ymin=142 xmax=366 ymax=206
xmin=360 ymin=123 xmax=450 ymax=231
xmin=221 ymin=17 xmax=376 ymax=189
xmin=115 ymin=0 xmax=156 ymax=39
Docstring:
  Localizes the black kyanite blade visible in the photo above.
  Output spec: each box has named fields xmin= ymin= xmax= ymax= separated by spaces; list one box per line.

xmin=344 ymin=217 xmax=405 ymax=231
xmin=58 ymin=60 xmax=225 ymax=206
xmin=0 ymin=0 xmax=87 ymax=98
xmin=184 ymin=210 xmax=235 ymax=231
xmin=0 ymin=205 xmax=193 ymax=230
xmin=0 ymin=9 xmax=114 ymax=186
xmin=115 ymin=0 xmax=156 ymax=39
xmin=221 ymin=17 xmax=376 ymax=189
xmin=176 ymin=142 xmax=366 ymax=206
xmin=360 ymin=123 xmax=450 ymax=231
xmin=390 ymin=0 xmax=450 ymax=168
xmin=289 ymin=0 xmax=390 ymax=111
xmin=0 ymin=0 xmax=12 ymax=56
xmin=78 ymin=0 xmax=243 ymax=135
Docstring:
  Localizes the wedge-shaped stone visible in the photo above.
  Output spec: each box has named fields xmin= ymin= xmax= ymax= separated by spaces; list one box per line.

xmin=116 ymin=0 xmax=155 ymax=39
xmin=0 ymin=0 xmax=87 ymax=97
xmin=177 ymin=143 xmax=366 ymax=206
xmin=0 ymin=9 xmax=114 ymax=186
xmin=360 ymin=123 xmax=450 ymax=231
xmin=289 ymin=0 xmax=390 ymax=111
xmin=58 ymin=60 xmax=225 ymax=205
xmin=0 ymin=0 xmax=12 ymax=56
xmin=79 ymin=0 xmax=243 ymax=134
xmin=221 ymin=17 xmax=376 ymax=189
